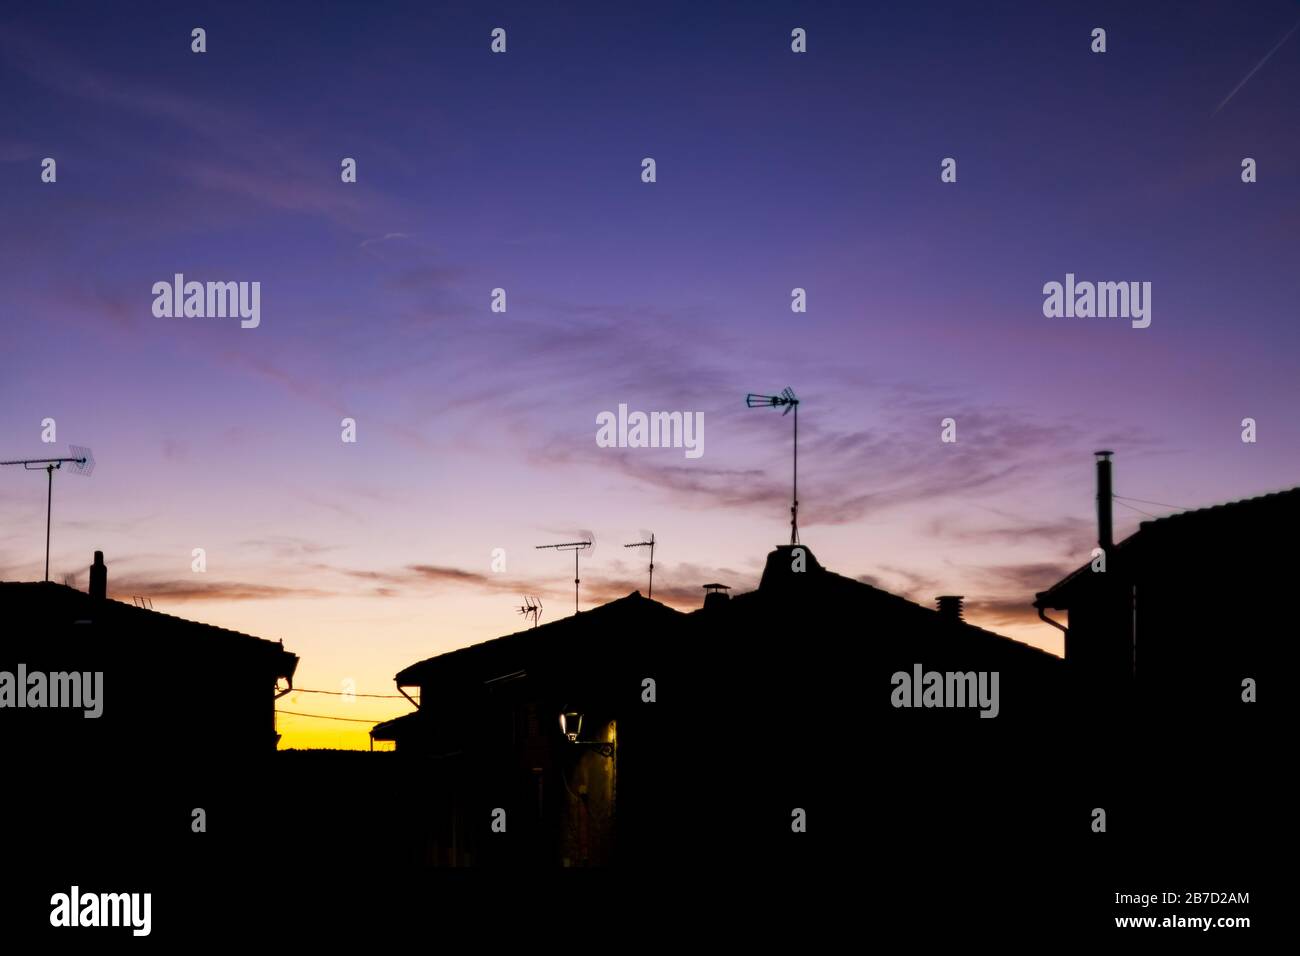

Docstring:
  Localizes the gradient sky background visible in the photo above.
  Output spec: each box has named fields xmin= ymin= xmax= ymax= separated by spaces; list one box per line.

xmin=3 ymin=1 xmax=1298 ymax=748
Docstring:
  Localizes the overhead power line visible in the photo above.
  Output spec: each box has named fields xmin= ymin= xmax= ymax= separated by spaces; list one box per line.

xmin=1113 ymin=493 xmax=1189 ymax=511
xmin=275 ymin=709 xmax=396 ymax=723
xmin=1114 ymin=499 xmax=1159 ymax=519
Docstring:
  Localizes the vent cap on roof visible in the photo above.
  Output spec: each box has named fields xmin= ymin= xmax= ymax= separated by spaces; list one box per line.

xmin=702 ymin=583 xmax=730 ymax=610
xmin=936 ymin=595 xmax=964 ymax=621
xmin=89 ymin=551 xmax=107 ymax=601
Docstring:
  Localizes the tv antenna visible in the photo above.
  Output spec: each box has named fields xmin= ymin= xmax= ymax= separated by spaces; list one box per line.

xmin=624 ymin=532 xmax=655 ymax=599
xmin=745 ymin=387 xmax=801 ymax=544
xmin=516 ymin=595 xmax=543 ymax=628
xmin=535 ymin=538 xmax=592 ymax=615
xmin=0 ymin=445 xmax=95 ymax=581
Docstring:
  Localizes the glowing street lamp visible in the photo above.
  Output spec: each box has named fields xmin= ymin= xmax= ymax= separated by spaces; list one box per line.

xmin=558 ymin=708 xmax=613 ymax=757
xmin=559 ymin=710 xmax=583 ymax=742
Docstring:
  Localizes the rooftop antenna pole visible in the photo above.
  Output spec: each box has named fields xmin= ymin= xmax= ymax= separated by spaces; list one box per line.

xmin=624 ymin=533 xmax=655 ymax=599
xmin=516 ymin=595 xmax=543 ymax=628
xmin=45 ymin=464 xmax=53 ymax=582
xmin=1 ymin=446 xmax=95 ymax=582
xmin=745 ymin=388 xmax=800 ymax=544
xmin=535 ymin=539 xmax=592 ymax=615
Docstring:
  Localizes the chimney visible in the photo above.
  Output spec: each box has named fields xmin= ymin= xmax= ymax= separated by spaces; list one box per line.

xmin=936 ymin=595 xmax=964 ymax=621
xmin=701 ymin=583 xmax=731 ymax=611
xmin=1095 ymin=450 xmax=1114 ymax=551
xmin=89 ymin=551 xmax=107 ymax=600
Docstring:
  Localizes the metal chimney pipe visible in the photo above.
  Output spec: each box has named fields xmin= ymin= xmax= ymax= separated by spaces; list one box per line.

xmin=1095 ymin=451 xmax=1114 ymax=552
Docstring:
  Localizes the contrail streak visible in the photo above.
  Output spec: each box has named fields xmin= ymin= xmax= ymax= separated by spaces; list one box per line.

xmin=1214 ymin=19 xmax=1300 ymax=115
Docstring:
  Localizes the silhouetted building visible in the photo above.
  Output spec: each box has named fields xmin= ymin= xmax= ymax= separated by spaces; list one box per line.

xmin=376 ymin=544 xmax=1063 ymax=867
xmin=687 ymin=544 xmax=1068 ymax=864
xmin=1034 ymin=453 xmax=1292 ymax=714
xmin=372 ymin=592 xmax=684 ymax=866
xmin=1 ymin=550 xmax=299 ymax=756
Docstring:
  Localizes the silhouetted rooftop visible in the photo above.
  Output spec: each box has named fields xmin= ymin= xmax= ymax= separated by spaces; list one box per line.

xmin=392 ymin=544 xmax=1058 ymax=706
xmin=394 ymin=590 xmax=685 ymax=688
xmin=1036 ymin=485 xmax=1300 ymax=608
xmin=0 ymin=580 xmax=298 ymax=674
xmin=725 ymin=545 xmax=1060 ymax=661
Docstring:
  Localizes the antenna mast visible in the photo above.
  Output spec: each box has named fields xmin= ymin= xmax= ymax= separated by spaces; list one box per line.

xmin=0 ymin=445 xmax=96 ymax=581
xmin=745 ymin=387 xmax=800 ymax=544
xmin=624 ymin=533 xmax=655 ymax=599
xmin=535 ymin=539 xmax=592 ymax=615
xmin=516 ymin=595 xmax=543 ymax=628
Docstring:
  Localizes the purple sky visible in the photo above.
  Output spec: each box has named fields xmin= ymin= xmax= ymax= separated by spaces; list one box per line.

xmin=3 ymin=1 xmax=1298 ymax=746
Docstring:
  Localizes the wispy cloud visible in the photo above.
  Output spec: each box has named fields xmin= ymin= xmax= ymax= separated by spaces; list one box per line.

xmin=360 ymin=232 xmax=412 ymax=248
xmin=105 ymin=577 xmax=331 ymax=603
xmin=922 ymin=511 xmax=1093 ymax=548
xmin=237 ymin=536 xmax=340 ymax=559
xmin=313 ymin=557 xmax=741 ymax=612
xmin=0 ymin=27 xmax=398 ymax=232
xmin=525 ymin=391 xmax=1130 ymax=533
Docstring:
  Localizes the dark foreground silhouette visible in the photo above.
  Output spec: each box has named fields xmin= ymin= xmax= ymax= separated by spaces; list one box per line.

xmin=1 ymin=457 xmax=1286 ymax=938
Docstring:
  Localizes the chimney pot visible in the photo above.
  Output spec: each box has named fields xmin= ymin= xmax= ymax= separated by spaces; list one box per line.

xmin=89 ymin=551 xmax=107 ymax=600
xmin=936 ymin=595 xmax=964 ymax=621
xmin=702 ymin=583 xmax=731 ymax=610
